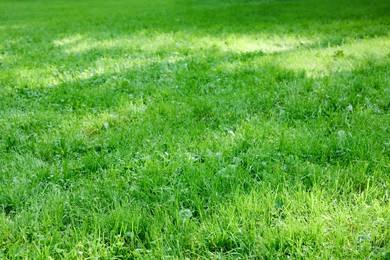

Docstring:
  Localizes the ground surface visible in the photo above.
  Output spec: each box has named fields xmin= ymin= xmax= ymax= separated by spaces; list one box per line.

xmin=0 ymin=0 xmax=389 ymax=258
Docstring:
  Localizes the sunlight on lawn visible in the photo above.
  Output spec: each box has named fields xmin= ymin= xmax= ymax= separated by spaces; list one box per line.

xmin=1 ymin=0 xmax=389 ymax=257
xmin=44 ymin=32 xmax=308 ymax=87
xmin=53 ymin=34 xmax=84 ymax=47
xmin=53 ymin=32 xmax=308 ymax=55
xmin=279 ymin=36 xmax=390 ymax=77
xmin=203 ymin=34 xmax=309 ymax=53
xmin=4 ymin=32 xmax=388 ymax=92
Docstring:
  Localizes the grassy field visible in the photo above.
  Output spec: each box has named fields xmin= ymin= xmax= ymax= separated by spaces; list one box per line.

xmin=0 ymin=0 xmax=389 ymax=258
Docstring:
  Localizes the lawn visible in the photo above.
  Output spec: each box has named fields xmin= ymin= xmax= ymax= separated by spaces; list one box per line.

xmin=0 ymin=0 xmax=389 ymax=258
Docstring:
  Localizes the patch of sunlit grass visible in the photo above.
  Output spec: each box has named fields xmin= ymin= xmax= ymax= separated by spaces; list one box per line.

xmin=279 ymin=36 xmax=390 ymax=77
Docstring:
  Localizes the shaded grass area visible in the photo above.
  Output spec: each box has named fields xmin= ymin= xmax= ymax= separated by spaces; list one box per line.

xmin=0 ymin=0 xmax=389 ymax=258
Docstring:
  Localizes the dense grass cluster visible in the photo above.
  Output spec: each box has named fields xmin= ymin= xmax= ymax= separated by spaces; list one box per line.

xmin=1 ymin=0 xmax=389 ymax=258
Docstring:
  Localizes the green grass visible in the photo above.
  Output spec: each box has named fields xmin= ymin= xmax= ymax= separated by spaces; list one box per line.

xmin=0 ymin=0 xmax=389 ymax=258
